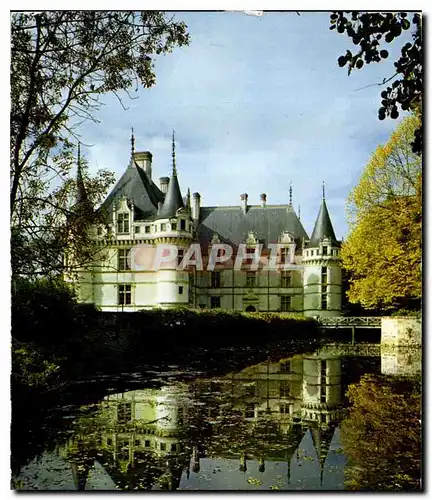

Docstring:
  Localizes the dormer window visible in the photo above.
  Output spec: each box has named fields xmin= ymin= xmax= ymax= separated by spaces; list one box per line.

xmin=117 ymin=213 xmax=130 ymax=234
xmin=145 ymin=225 xmax=150 ymax=234
xmin=161 ymin=223 xmax=166 ymax=232
xmin=322 ymin=246 xmax=328 ymax=256
xmin=179 ymin=219 xmax=186 ymax=230
xmin=171 ymin=222 xmax=177 ymax=231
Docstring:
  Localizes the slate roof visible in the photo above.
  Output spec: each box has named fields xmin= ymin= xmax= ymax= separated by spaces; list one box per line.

xmin=309 ymin=424 xmax=337 ymax=485
xmin=197 ymin=205 xmax=309 ymax=249
xmin=307 ymin=200 xmax=339 ymax=248
xmin=99 ymin=162 xmax=164 ymax=220
xmin=157 ymin=173 xmax=184 ymax=218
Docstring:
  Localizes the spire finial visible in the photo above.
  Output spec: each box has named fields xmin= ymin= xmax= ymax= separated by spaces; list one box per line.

xmin=76 ymin=142 xmax=88 ymax=206
xmin=298 ymin=204 xmax=301 ymax=220
xmin=131 ymin=127 xmax=135 ymax=159
xmin=172 ymin=130 xmax=177 ymax=175
xmin=289 ymin=182 xmax=293 ymax=206
xmin=322 ymin=181 xmax=325 ymax=201
xmin=186 ymin=187 xmax=191 ymax=210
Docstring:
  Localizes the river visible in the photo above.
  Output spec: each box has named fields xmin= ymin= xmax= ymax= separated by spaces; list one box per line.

xmin=11 ymin=341 xmax=421 ymax=491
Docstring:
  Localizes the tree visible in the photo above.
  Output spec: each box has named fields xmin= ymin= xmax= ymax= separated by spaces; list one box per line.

xmin=341 ymin=115 xmax=422 ymax=311
xmin=341 ymin=374 xmax=421 ymax=490
xmin=330 ymin=12 xmax=422 ymax=154
xmin=10 ymin=11 xmax=189 ymax=277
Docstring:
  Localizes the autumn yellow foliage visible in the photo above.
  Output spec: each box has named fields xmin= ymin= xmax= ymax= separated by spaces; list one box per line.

xmin=342 ymin=115 xmax=422 ymax=310
xmin=341 ymin=374 xmax=421 ymax=491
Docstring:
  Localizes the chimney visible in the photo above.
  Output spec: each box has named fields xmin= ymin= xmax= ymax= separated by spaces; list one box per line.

xmin=133 ymin=151 xmax=152 ymax=179
xmin=240 ymin=193 xmax=248 ymax=213
xmin=192 ymin=192 xmax=201 ymax=221
xmin=159 ymin=176 xmax=170 ymax=194
xmin=260 ymin=193 xmax=267 ymax=207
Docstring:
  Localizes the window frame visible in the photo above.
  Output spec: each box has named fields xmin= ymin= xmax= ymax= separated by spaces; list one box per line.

xmin=118 ymin=248 xmax=130 ymax=271
xmin=280 ymin=295 xmax=291 ymax=312
xmin=117 ymin=212 xmax=130 ymax=234
xmin=280 ymin=271 xmax=291 ymax=288
xmin=211 ymin=271 xmax=221 ymax=288
xmin=246 ymin=271 xmax=256 ymax=288
xmin=118 ymin=284 xmax=132 ymax=305
xmin=210 ymin=296 xmax=221 ymax=309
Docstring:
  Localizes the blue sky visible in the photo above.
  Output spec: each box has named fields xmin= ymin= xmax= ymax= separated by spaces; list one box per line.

xmin=79 ymin=11 xmax=412 ymax=239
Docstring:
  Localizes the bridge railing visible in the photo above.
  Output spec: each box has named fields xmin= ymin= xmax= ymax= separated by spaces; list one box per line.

xmin=317 ymin=316 xmax=382 ymax=327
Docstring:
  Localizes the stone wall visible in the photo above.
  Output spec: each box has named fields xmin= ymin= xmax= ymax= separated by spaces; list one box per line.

xmin=381 ymin=317 xmax=422 ymax=347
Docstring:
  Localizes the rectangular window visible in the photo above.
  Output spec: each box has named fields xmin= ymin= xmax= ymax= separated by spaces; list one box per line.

xmin=210 ymin=296 xmax=221 ymax=309
xmin=145 ymin=440 xmax=150 ymax=448
xmin=321 ymin=294 xmax=327 ymax=310
xmin=245 ymin=384 xmax=256 ymax=397
xmin=118 ymin=284 xmax=132 ymax=305
xmin=178 ymin=286 xmax=184 ymax=295
xmin=117 ymin=213 xmax=130 ymax=234
xmin=171 ymin=443 xmax=177 ymax=452
xmin=180 ymin=219 xmax=186 ymax=230
xmin=97 ymin=226 xmax=103 ymax=236
xmin=279 ymin=380 xmax=290 ymax=398
xmin=245 ymin=246 xmax=255 ymax=264
xmin=280 ymin=247 xmax=288 ymax=264
xmin=171 ymin=222 xmax=177 ymax=231
xmin=323 ymin=246 xmax=328 ymax=256
xmin=321 ymin=360 xmax=326 ymax=379
xmin=145 ymin=225 xmax=150 ymax=233
xmin=321 ymin=267 xmax=328 ymax=284
xmin=160 ymin=442 xmax=166 ymax=451
xmin=280 ymin=295 xmax=291 ymax=312
xmin=279 ymin=404 xmax=291 ymax=414
xmin=135 ymin=226 xmax=140 ymax=234
xmin=245 ymin=404 xmax=255 ymax=419
xmin=160 ymin=223 xmax=166 ymax=231
xmin=118 ymin=248 xmax=130 ymax=271
xmin=280 ymin=360 xmax=291 ymax=373
xmin=246 ymin=272 xmax=256 ymax=288
xmin=321 ymin=413 xmax=327 ymax=423
xmin=177 ymin=248 xmax=184 ymax=267
xmin=211 ymin=271 xmax=221 ymax=288
xmin=280 ymin=271 xmax=291 ymax=287
xmin=117 ymin=403 xmax=132 ymax=423
xmin=135 ymin=440 xmax=140 ymax=446
xmin=211 ymin=382 xmax=221 ymax=393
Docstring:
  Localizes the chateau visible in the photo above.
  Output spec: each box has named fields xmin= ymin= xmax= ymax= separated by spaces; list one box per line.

xmin=73 ymin=133 xmax=342 ymax=317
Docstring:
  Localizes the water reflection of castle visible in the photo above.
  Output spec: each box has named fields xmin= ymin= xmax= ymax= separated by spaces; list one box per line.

xmin=58 ymin=351 xmax=351 ymax=490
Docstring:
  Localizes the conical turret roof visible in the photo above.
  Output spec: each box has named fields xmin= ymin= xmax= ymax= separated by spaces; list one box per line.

xmin=157 ymin=131 xmax=184 ymax=218
xmin=309 ymin=424 xmax=336 ymax=486
xmin=307 ymin=199 xmax=339 ymax=248
xmin=158 ymin=173 xmax=184 ymax=218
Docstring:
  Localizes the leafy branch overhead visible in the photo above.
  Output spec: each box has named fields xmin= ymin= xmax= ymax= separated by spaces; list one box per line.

xmin=10 ymin=11 xmax=190 ymax=278
xmin=330 ymin=12 xmax=422 ymax=154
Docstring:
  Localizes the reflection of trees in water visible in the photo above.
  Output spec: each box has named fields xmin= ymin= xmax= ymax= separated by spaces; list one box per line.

xmin=17 ymin=350 xmax=402 ymax=491
xmin=341 ymin=374 xmax=421 ymax=491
